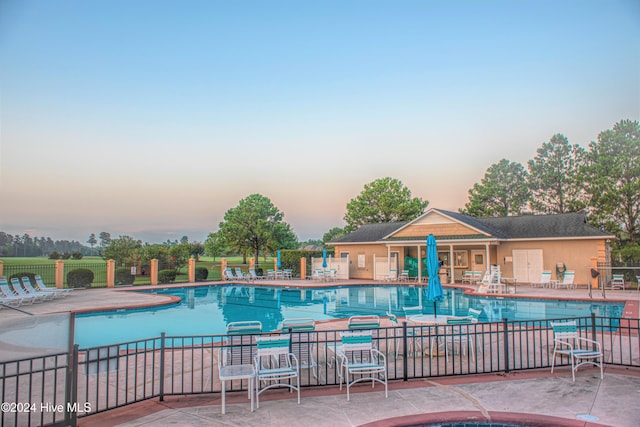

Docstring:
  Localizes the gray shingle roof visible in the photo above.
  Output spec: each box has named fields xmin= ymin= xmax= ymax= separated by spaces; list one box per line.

xmin=330 ymin=210 xmax=613 ymax=244
xmin=475 ymin=212 xmax=612 ymax=239
xmin=329 ymin=221 xmax=410 ymax=244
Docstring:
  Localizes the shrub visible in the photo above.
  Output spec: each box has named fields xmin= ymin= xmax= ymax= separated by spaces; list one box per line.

xmin=195 ymin=267 xmax=209 ymax=282
xmin=158 ymin=269 xmax=177 ymax=284
xmin=115 ymin=267 xmax=135 ymax=285
xmin=49 ymin=251 xmax=60 ymax=260
xmin=67 ymin=268 xmax=94 ymax=288
xmin=71 ymin=251 xmax=83 ymax=260
xmin=61 ymin=252 xmax=72 ymax=260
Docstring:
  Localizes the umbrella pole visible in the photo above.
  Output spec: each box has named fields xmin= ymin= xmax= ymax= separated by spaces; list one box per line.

xmin=434 ymin=301 xmax=437 ymax=318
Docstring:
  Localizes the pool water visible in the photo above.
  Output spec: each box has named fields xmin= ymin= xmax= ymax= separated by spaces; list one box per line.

xmin=74 ymin=284 xmax=624 ymax=348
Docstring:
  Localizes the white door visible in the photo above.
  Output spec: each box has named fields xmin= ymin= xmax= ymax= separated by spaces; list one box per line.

xmin=471 ymin=250 xmax=487 ymax=273
xmin=513 ymin=249 xmax=543 ymax=283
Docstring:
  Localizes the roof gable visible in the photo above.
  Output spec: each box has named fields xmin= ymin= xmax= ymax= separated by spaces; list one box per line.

xmin=387 ymin=209 xmax=495 ymax=240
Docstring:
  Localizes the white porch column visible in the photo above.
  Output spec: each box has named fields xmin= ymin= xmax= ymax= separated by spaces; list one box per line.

xmin=485 ymin=243 xmax=490 ymax=269
xmin=449 ymin=245 xmax=454 ymax=284
xmin=417 ymin=244 xmax=422 ymax=282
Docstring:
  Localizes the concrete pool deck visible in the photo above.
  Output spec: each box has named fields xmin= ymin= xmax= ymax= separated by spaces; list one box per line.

xmin=1 ymin=280 xmax=639 ymax=426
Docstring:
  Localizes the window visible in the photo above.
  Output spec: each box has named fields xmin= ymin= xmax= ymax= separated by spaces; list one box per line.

xmin=454 ymin=251 xmax=468 ymax=268
xmin=357 ymin=254 xmax=366 ymax=268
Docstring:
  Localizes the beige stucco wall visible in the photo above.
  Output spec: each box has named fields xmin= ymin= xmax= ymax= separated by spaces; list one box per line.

xmin=495 ymin=239 xmax=606 ymax=285
xmin=336 ymin=244 xmax=392 ymax=280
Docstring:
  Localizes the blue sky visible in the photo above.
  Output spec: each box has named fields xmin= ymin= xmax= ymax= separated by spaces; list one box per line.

xmin=1 ymin=0 xmax=638 ymax=244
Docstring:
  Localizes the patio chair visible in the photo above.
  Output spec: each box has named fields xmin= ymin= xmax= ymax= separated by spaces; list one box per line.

xmin=324 ymin=269 xmax=338 ymax=282
xmin=254 ymin=334 xmax=300 ymax=408
xmin=281 ymin=318 xmax=318 ymax=379
xmin=337 ymin=333 xmax=387 ymax=400
xmin=610 ymin=274 xmax=625 ymax=290
xmin=472 ymin=271 xmax=483 ymax=284
xmin=310 ymin=269 xmax=324 ymax=281
xmin=550 ymin=321 xmax=603 ymax=382
xmin=430 ymin=317 xmax=475 ymax=362
xmin=0 ymin=277 xmax=31 ymax=306
xmin=555 ymin=271 xmax=575 ymax=289
xmin=248 ymin=268 xmax=265 ymax=280
xmin=402 ymin=306 xmax=423 ymax=321
xmin=383 ymin=269 xmax=398 ymax=282
xmin=34 ymin=275 xmax=72 ymax=297
xmin=467 ymin=308 xmax=482 ymax=322
xmin=387 ymin=311 xmax=421 ymax=357
xmin=347 ymin=315 xmax=380 ymax=331
xmin=223 ymin=268 xmax=237 ymax=281
xmin=477 ymin=266 xmax=503 ymax=293
xmin=531 ymin=271 xmax=553 ymax=288
xmin=398 ymin=270 xmax=410 ymax=282
xmin=227 ymin=321 xmax=263 ymax=336
xmin=235 ymin=268 xmax=253 ymax=281
xmin=461 ymin=271 xmax=474 ymax=284
xmin=10 ymin=277 xmax=46 ymax=303
xmin=21 ymin=277 xmax=56 ymax=300
xmin=217 ymin=345 xmax=255 ymax=414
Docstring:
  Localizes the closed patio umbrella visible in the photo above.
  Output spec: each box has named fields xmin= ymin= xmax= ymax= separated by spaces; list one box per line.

xmin=426 ymin=234 xmax=444 ymax=318
xmin=322 ymin=248 xmax=327 ymax=268
xmin=277 ymin=250 xmax=281 ymax=269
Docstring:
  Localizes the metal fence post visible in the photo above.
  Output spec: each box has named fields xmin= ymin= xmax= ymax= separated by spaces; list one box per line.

xmin=503 ymin=318 xmax=510 ymax=373
xmin=67 ymin=344 xmax=79 ymax=427
xmin=402 ymin=321 xmax=408 ymax=381
xmin=159 ymin=333 xmax=166 ymax=401
xmin=590 ymin=312 xmax=597 ymax=350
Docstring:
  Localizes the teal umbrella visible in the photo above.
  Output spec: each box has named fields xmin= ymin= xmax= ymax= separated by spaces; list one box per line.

xmin=426 ymin=234 xmax=444 ymax=318
xmin=322 ymin=248 xmax=327 ymax=268
xmin=277 ymin=250 xmax=281 ymax=268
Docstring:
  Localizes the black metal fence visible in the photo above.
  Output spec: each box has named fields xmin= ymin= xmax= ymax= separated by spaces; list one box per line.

xmin=2 ymin=264 xmax=57 ymax=287
xmin=1 ymin=315 xmax=639 ymax=426
xmin=596 ymin=262 xmax=640 ymax=291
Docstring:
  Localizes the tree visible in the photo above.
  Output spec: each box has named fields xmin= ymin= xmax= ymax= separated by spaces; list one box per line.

xmin=169 ymin=243 xmax=191 ymax=272
xmin=87 ymin=233 xmax=97 ymax=255
xmin=102 ymin=236 xmax=142 ymax=265
xmin=343 ymin=177 xmax=428 ymax=232
xmin=217 ymin=194 xmax=298 ymax=263
xmin=323 ymin=227 xmax=346 ymax=244
xmin=461 ymin=159 xmax=529 ymax=217
xmin=139 ymin=243 xmax=170 ymax=265
xmin=99 ymin=232 xmax=112 ymax=249
xmin=527 ymin=134 xmax=587 ymax=214
xmin=583 ymin=119 xmax=640 ymax=242
xmin=188 ymin=242 xmax=205 ymax=260
xmin=204 ymin=231 xmax=226 ymax=260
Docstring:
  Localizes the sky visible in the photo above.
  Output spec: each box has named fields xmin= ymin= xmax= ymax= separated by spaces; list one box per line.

xmin=0 ymin=0 xmax=638 ymax=245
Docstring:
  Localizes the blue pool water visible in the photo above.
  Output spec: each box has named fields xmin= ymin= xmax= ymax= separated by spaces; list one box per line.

xmin=74 ymin=284 xmax=625 ymax=348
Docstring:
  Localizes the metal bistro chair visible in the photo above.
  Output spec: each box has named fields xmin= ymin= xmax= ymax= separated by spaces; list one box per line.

xmin=281 ymin=318 xmax=319 ymax=380
xmin=550 ymin=321 xmax=603 ymax=382
xmin=387 ymin=312 xmax=421 ymax=358
xmin=337 ymin=332 xmax=387 ymax=401
xmin=254 ymin=334 xmax=300 ymax=408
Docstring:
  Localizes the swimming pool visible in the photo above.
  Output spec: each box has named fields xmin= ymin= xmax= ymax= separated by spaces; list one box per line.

xmin=74 ymin=284 xmax=625 ymax=348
